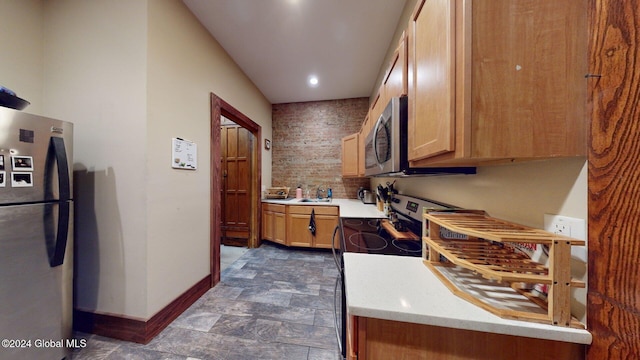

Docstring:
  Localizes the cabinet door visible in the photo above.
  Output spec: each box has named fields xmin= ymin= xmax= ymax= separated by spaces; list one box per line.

xmin=312 ymin=215 xmax=339 ymax=249
xmin=469 ymin=0 xmax=587 ymax=159
xmin=342 ymin=133 xmax=360 ymax=177
xmin=383 ymin=34 xmax=407 ymax=100
xmin=273 ymin=212 xmax=286 ymax=245
xmin=407 ymin=0 xmax=456 ymax=162
xmin=262 ymin=209 xmax=274 ymax=241
xmin=287 ymin=213 xmax=313 ymax=247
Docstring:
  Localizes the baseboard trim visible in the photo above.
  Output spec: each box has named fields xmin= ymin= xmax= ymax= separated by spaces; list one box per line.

xmin=74 ymin=274 xmax=212 ymax=344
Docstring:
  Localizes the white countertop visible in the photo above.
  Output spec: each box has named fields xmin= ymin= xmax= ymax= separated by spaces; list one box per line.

xmin=262 ymin=198 xmax=386 ymax=218
xmin=343 ymin=253 xmax=592 ymax=345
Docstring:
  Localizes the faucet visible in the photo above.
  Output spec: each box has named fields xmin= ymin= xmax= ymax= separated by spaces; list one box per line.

xmin=316 ymin=185 xmax=325 ymax=199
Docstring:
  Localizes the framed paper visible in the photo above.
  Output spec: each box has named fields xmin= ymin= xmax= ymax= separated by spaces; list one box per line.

xmin=172 ymin=138 xmax=197 ymax=170
xmin=12 ymin=156 xmax=33 ymax=171
xmin=11 ymin=172 xmax=33 ymax=187
xmin=0 ymin=171 xmax=5 ymax=187
xmin=0 ymin=155 xmax=4 ymax=170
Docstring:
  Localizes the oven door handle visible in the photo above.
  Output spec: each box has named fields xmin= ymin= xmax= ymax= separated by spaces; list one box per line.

xmin=334 ymin=275 xmax=343 ymax=355
xmin=331 ymin=225 xmax=342 ymax=272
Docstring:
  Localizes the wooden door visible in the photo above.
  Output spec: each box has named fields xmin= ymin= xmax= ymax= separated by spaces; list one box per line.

xmin=220 ymin=120 xmax=251 ymax=246
xmin=407 ymin=0 xmax=456 ymax=162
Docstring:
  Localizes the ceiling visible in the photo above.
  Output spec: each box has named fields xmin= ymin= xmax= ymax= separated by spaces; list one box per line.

xmin=183 ymin=0 xmax=408 ymax=104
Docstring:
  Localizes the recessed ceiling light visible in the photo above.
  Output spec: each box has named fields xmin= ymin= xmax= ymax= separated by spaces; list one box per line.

xmin=308 ymin=75 xmax=319 ymax=87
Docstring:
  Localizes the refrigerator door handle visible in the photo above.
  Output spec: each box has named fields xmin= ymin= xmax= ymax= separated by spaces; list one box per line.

xmin=51 ymin=137 xmax=71 ymax=201
xmin=50 ymin=201 xmax=69 ymax=267
xmin=49 ymin=137 xmax=71 ymax=267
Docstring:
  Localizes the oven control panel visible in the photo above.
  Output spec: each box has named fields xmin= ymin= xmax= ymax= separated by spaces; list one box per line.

xmin=391 ymin=194 xmax=453 ymax=222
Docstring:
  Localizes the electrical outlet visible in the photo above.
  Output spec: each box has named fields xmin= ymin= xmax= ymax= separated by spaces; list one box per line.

xmin=544 ymin=214 xmax=587 ymax=262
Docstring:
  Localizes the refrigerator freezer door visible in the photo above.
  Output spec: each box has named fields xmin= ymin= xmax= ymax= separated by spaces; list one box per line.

xmin=0 ymin=107 xmax=73 ymax=204
xmin=0 ymin=202 xmax=73 ymax=360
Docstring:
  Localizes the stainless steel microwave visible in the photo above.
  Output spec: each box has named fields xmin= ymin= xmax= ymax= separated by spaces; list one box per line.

xmin=364 ymin=96 xmax=475 ymax=177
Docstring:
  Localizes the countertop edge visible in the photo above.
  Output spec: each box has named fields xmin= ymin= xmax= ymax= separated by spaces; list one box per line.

xmin=344 ymin=253 xmax=592 ymax=345
xmin=262 ymin=198 xmax=386 ymax=218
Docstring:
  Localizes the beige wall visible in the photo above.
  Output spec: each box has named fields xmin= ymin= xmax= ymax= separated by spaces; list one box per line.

xmin=42 ymin=0 xmax=149 ymax=319
xmin=145 ymin=0 xmax=271 ymax=317
xmin=0 ymin=0 xmax=45 ymax=115
xmin=2 ymin=0 xmax=271 ymax=320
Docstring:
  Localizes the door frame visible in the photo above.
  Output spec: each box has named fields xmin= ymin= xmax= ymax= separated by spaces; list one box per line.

xmin=210 ymin=93 xmax=262 ymax=286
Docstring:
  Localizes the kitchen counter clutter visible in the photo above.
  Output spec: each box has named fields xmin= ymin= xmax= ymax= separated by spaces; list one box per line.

xmin=344 ymin=253 xmax=591 ymax=359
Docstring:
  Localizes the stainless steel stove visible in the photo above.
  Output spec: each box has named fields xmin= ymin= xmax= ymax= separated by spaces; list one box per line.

xmin=331 ymin=194 xmax=456 ymax=358
xmin=340 ymin=194 xmax=454 ymax=257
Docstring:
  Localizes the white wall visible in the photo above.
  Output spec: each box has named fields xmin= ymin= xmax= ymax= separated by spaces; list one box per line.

xmin=2 ymin=0 xmax=272 ymax=320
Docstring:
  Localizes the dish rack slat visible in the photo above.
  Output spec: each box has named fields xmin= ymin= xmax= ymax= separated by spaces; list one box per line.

xmin=422 ymin=211 xmax=586 ymax=328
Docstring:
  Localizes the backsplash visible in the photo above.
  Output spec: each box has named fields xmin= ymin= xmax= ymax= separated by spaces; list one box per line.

xmin=272 ymin=98 xmax=370 ymax=199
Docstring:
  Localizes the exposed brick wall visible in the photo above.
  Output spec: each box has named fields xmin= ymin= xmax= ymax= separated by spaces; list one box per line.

xmin=272 ymin=98 xmax=370 ymax=199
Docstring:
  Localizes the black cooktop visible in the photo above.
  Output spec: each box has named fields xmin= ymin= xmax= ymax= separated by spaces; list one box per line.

xmin=340 ymin=217 xmax=422 ymax=257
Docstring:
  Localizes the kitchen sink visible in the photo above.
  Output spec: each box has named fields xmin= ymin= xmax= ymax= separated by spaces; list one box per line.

xmin=298 ymin=198 xmax=332 ymax=203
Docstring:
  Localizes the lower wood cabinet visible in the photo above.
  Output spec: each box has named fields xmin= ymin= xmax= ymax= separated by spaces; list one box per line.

xmin=287 ymin=205 xmax=339 ymax=249
xmin=261 ymin=203 xmax=339 ymax=249
xmin=348 ymin=316 xmax=585 ymax=360
xmin=261 ymin=203 xmax=286 ymax=245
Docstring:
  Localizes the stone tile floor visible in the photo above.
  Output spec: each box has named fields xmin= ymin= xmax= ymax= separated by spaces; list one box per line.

xmin=69 ymin=242 xmax=342 ymax=360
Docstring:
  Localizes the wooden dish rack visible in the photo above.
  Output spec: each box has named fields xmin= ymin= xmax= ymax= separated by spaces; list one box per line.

xmin=265 ymin=187 xmax=290 ymax=199
xmin=422 ymin=211 xmax=586 ymax=328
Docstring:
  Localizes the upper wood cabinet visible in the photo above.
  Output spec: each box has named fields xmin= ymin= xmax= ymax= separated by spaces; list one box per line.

xmin=407 ymin=0 xmax=587 ymax=167
xmin=342 ymin=132 xmax=360 ymax=178
xmin=383 ymin=32 xmax=408 ymax=101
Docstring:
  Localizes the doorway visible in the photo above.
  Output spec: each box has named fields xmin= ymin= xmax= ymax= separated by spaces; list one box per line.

xmin=220 ymin=116 xmax=252 ymax=247
xmin=210 ymin=93 xmax=262 ymax=286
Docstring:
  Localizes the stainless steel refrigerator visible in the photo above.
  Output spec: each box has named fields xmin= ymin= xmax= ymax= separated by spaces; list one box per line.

xmin=0 ymin=107 xmax=73 ymax=360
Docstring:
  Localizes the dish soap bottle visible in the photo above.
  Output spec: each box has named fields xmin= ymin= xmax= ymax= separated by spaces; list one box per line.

xmin=296 ymin=185 xmax=303 ymax=199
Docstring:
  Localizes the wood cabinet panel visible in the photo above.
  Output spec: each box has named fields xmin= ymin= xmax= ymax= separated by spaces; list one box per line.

xmin=341 ymin=133 xmax=359 ymax=178
xmin=353 ymin=316 xmax=584 ymax=360
xmin=273 ymin=212 xmax=286 ymax=244
xmin=287 ymin=205 xmax=339 ymax=248
xmin=287 ymin=212 xmax=313 ymax=247
xmin=261 ymin=204 xmax=286 ymax=245
xmin=407 ymin=0 xmax=456 ymax=161
xmin=287 ymin=206 xmax=338 ymax=216
xmin=311 ymin=214 xmax=339 ymax=249
xmin=383 ymin=33 xmax=407 ymax=100
xmin=407 ymin=0 xmax=587 ymax=166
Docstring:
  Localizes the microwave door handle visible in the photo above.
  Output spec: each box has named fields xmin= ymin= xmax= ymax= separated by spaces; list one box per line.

xmin=372 ymin=115 xmax=384 ymax=166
